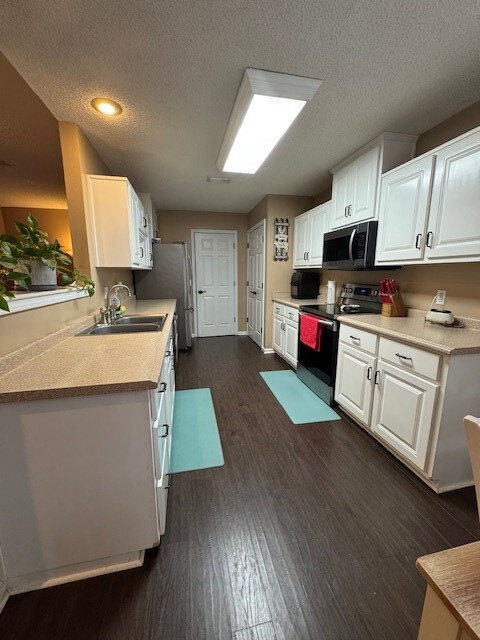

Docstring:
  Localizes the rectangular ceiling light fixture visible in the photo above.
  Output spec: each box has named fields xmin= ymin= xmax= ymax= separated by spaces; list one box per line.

xmin=217 ymin=68 xmax=322 ymax=174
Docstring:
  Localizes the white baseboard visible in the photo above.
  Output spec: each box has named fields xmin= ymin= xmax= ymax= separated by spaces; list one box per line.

xmin=5 ymin=550 xmax=144 ymax=603
xmin=237 ymin=331 xmax=247 ymax=336
xmin=262 ymin=347 xmax=275 ymax=354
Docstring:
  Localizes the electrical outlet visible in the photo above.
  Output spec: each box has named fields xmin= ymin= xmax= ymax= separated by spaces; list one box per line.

xmin=436 ymin=290 xmax=446 ymax=306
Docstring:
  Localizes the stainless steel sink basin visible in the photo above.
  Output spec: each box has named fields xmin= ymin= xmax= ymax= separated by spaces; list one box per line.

xmin=77 ymin=323 xmax=161 ymax=336
xmin=114 ymin=314 xmax=167 ymax=330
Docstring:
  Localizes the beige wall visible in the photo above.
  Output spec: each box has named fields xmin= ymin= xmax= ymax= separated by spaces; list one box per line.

xmin=415 ymin=99 xmax=480 ymax=156
xmin=3 ymin=207 xmax=73 ymax=255
xmin=248 ymin=195 xmax=313 ymax=347
xmin=0 ymin=123 xmax=134 ymax=357
xmin=157 ymin=209 xmax=248 ymax=331
xmin=59 ymin=122 xmax=134 ymax=312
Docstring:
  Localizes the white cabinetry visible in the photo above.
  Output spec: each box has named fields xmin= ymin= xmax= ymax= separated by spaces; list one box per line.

xmin=272 ymin=303 xmax=298 ymax=368
xmin=335 ymin=322 xmax=480 ymax=492
xmin=330 ymin=133 xmax=417 ymax=230
xmin=87 ymin=175 xmax=153 ymax=270
xmin=139 ymin=193 xmax=156 ymax=268
xmin=293 ymin=202 xmax=330 ymax=268
xmin=0 ymin=326 xmax=175 ymax=595
xmin=376 ymin=127 xmax=480 ymax=265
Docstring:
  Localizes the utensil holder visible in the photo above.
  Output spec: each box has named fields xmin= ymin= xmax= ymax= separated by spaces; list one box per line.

xmin=381 ymin=292 xmax=407 ymax=317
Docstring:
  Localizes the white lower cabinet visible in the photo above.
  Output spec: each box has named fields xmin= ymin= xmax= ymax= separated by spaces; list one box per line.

xmin=335 ymin=325 xmax=480 ymax=492
xmin=0 ymin=326 xmax=175 ymax=598
xmin=371 ymin=360 xmax=438 ymax=471
xmin=272 ymin=303 xmax=298 ymax=367
xmin=335 ymin=343 xmax=376 ymax=427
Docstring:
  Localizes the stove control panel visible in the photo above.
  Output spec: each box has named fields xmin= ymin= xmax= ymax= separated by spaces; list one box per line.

xmin=341 ymin=283 xmax=382 ymax=303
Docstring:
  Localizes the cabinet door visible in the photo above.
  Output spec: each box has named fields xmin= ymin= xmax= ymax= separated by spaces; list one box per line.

xmin=350 ymin=146 xmax=380 ymax=223
xmin=371 ymin=361 xmax=438 ymax=471
xmin=376 ymin=156 xmax=434 ymax=263
xmin=334 ymin=344 xmax=376 ymax=427
xmin=284 ymin=319 xmax=298 ymax=367
xmin=293 ymin=213 xmax=310 ymax=267
xmin=426 ymin=130 xmax=480 ymax=261
xmin=308 ymin=202 xmax=329 ymax=265
xmin=272 ymin=314 xmax=284 ymax=354
xmin=331 ymin=164 xmax=352 ymax=228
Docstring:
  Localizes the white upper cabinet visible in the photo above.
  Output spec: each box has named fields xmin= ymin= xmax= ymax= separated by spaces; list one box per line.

xmin=87 ymin=175 xmax=152 ymax=270
xmin=375 ymin=155 xmax=434 ymax=263
xmin=330 ymin=133 xmax=417 ymax=230
xmin=293 ymin=201 xmax=330 ymax=268
xmin=425 ymin=128 xmax=480 ymax=261
xmin=375 ymin=126 xmax=480 ymax=266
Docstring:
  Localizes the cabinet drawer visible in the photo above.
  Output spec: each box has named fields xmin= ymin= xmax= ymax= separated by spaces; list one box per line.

xmin=339 ymin=323 xmax=377 ymax=355
xmin=284 ymin=306 xmax=299 ymax=323
xmin=273 ymin=303 xmax=285 ymax=317
xmin=378 ymin=337 xmax=440 ymax=381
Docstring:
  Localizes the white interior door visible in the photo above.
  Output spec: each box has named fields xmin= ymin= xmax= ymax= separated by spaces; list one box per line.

xmin=247 ymin=221 xmax=265 ymax=348
xmin=194 ymin=231 xmax=236 ymax=337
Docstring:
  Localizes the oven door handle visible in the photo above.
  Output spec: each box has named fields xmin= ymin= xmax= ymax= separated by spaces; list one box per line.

xmin=300 ymin=314 xmax=334 ymax=328
xmin=348 ymin=228 xmax=357 ymax=264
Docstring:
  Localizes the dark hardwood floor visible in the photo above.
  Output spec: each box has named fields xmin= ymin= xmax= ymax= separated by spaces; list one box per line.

xmin=1 ymin=336 xmax=479 ymax=639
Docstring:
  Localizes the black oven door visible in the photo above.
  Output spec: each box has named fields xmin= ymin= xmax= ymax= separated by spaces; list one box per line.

xmin=296 ymin=314 xmax=338 ymax=406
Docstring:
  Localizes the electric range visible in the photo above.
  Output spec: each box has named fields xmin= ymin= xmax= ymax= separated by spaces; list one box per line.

xmin=296 ymin=283 xmax=382 ymax=406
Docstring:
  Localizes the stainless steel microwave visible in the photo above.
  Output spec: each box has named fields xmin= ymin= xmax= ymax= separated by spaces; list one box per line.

xmin=322 ymin=221 xmax=378 ymax=270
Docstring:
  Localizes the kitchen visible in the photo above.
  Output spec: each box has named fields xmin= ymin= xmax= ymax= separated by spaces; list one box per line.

xmin=1 ymin=1 xmax=480 ymax=638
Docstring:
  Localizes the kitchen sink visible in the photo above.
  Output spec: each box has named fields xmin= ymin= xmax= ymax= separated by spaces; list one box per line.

xmin=77 ymin=323 xmax=162 ymax=336
xmin=114 ymin=314 xmax=167 ymax=330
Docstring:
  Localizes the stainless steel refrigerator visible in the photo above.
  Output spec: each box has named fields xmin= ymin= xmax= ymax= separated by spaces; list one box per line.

xmin=134 ymin=243 xmax=193 ymax=349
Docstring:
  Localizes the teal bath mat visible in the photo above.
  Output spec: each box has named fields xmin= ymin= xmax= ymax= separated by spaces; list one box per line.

xmin=260 ymin=370 xmax=340 ymax=425
xmin=170 ymin=388 xmax=224 ymax=473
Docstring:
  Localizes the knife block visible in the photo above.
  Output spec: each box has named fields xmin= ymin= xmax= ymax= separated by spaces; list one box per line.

xmin=381 ymin=292 xmax=407 ymax=317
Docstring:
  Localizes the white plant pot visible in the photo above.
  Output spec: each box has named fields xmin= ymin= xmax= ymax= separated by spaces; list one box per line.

xmin=25 ymin=260 xmax=57 ymax=291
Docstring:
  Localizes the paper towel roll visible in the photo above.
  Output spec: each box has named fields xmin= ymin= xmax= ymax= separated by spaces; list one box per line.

xmin=327 ymin=280 xmax=336 ymax=304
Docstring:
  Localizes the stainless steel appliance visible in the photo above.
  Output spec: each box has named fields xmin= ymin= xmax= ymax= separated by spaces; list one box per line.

xmin=322 ymin=221 xmax=378 ymax=270
xmin=290 ymin=271 xmax=320 ymax=299
xmin=134 ymin=243 xmax=193 ymax=350
xmin=297 ymin=283 xmax=382 ymax=405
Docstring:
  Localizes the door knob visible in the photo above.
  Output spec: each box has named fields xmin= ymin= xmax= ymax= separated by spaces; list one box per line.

xmin=198 ymin=290 xmax=206 ymax=294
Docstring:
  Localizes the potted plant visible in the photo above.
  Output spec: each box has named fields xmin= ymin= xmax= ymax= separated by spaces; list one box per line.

xmin=0 ymin=214 xmax=95 ymax=311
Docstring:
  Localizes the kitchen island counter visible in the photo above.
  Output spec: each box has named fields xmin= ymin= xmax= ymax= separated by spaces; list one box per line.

xmin=0 ymin=299 xmax=176 ymax=403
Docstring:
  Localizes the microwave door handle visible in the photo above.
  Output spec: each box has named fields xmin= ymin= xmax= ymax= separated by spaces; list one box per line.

xmin=348 ymin=228 xmax=357 ymax=264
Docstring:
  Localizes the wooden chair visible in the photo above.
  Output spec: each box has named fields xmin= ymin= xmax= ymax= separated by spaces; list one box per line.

xmin=464 ymin=415 xmax=480 ymax=519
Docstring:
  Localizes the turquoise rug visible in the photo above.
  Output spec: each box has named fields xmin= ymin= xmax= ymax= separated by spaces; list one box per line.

xmin=260 ymin=370 xmax=340 ymax=425
xmin=170 ymin=388 xmax=224 ymax=473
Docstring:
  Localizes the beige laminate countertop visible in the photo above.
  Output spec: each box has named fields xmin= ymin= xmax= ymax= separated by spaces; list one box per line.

xmin=339 ymin=313 xmax=480 ymax=355
xmin=0 ymin=299 xmax=176 ymax=403
xmin=272 ymin=296 xmax=320 ymax=308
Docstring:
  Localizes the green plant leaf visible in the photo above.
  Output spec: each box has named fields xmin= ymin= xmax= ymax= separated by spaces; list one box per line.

xmin=0 ymin=296 xmax=10 ymax=312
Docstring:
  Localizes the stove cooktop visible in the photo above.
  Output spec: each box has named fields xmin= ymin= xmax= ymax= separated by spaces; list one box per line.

xmin=299 ymin=303 xmax=377 ymax=320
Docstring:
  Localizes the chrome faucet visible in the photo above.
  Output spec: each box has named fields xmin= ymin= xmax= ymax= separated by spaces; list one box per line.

xmin=100 ymin=282 xmax=132 ymax=324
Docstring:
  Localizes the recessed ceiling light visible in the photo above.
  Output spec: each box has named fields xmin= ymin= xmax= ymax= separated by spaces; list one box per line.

xmin=91 ymin=97 xmax=123 ymax=116
xmin=217 ymin=68 xmax=322 ymax=174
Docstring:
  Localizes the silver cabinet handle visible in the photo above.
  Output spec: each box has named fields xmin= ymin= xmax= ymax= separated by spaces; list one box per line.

xmin=158 ymin=382 xmax=167 ymax=393
xmin=306 ymin=251 xmax=309 ymax=260
xmin=348 ymin=228 xmax=357 ymax=263
xmin=165 ymin=350 xmax=171 ymax=356
xmin=374 ymin=370 xmax=380 ymax=385
xmin=367 ymin=366 xmax=372 ymax=380
xmin=252 ymin=291 xmax=257 ymax=295
xmin=395 ymin=353 xmax=413 ymax=362
xmin=161 ymin=423 xmax=170 ymax=437
xmin=143 ymin=216 xmax=147 ymax=228
xmin=344 ymin=206 xmax=348 ymax=217
xmin=426 ymin=231 xmax=433 ymax=248
xmin=415 ymin=233 xmax=422 ymax=249
xmin=350 ymin=335 xmax=360 ymax=343
xmin=140 ymin=247 xmax=144 ymax=258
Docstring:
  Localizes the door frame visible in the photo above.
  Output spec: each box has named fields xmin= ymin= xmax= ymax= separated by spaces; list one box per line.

xmin=246 ymin=219 xmax=266 ymax=350
xmin=190 ymin=229 xmax=238 ymax=337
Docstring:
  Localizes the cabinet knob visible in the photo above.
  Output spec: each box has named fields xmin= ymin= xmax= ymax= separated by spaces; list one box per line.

xmin=198 ymin=290 xmax=206 ymax=294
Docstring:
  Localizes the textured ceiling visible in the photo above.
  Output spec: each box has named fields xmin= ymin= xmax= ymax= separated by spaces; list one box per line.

xmin=0 ymin=0 xmax=479 ymax=213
